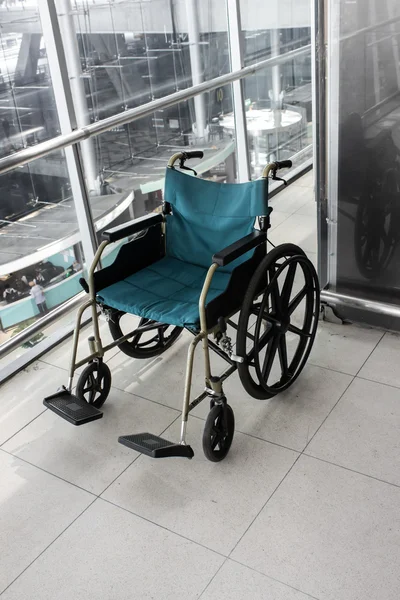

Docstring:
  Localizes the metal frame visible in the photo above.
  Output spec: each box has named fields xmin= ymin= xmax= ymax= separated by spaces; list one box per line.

xmin=325 ymin=0 xmax=340 ymax=290
xmin=312 ymin=0 xmax=328 ymax=288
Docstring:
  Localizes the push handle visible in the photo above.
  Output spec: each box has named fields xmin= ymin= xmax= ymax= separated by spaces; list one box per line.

xmin=262 ymin=160 xmax=292 ymax=179
xmin=183 ymin=151 xmax=204 ymax=160
xmin=274 ymin=159 xmax=292 ymax=169
xmin=168 ymin=150 xmax=204 ymax=168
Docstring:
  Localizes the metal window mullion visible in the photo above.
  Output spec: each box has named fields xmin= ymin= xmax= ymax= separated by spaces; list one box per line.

xmin=312 ymin=0 xmax=328 ymax=287
xmin=38 ymin=0 xmax=97 ymax=267
xmin=325 ymin=0 xmax=340 ymax=289
xmin=226 ymin=0 xmax=251 ymax=182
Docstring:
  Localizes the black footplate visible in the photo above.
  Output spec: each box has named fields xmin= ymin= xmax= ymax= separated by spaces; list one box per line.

xmin=118 ymin=432 xmax=194 ymax=459
xmin=43 ymin=387 xmax=103 ymax=426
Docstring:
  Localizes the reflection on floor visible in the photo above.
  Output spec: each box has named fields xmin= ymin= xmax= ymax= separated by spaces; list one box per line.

xmin=1 ymin=171 xmax=400 ymax=600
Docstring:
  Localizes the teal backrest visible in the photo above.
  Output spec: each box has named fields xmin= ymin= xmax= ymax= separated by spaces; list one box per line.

xmin=164 ymin=167 xmax=268 ymax=272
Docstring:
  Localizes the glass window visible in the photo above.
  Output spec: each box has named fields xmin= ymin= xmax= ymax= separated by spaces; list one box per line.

xmin=0 ymin=1 xmax=89 ymax=364
xmin=239 ymin=0 xmax=312 ymax=178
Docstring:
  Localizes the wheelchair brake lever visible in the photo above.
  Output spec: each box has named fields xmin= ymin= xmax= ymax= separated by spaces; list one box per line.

xmin=179 ymin=154 xmax=197 ymax=176
xmin=217 ymin=317 xmax=244 ymax=363
xmin=271 ymin=167 xmax=287 ymax=186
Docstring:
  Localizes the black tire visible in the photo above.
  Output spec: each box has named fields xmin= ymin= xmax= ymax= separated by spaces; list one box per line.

xmin=108 ymin=311 xmax=182 ymax=359
xmin=76 ymin=361 xmax=112 ymax=409
xmin=202 ymin=403 xmax=235 ymax=462
xmin=237 ymin=243 xmax=319 ymax=400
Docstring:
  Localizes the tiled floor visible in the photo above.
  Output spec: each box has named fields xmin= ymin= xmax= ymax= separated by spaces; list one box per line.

xmin=1 ymin=171 xmax=400 ymax=599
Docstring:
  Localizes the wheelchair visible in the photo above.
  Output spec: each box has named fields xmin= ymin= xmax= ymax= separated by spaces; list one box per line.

xmin=44 ymin=152 xmax=320 ymax=462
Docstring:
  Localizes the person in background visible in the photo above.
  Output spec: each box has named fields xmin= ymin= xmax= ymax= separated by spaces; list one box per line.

xmin=35 ymin=270 xmax=45 ymax=284
xmin=3 ymin=283 xmax=18 ymax=303
xmin=29 ymin=281 xmax=47 ymax=314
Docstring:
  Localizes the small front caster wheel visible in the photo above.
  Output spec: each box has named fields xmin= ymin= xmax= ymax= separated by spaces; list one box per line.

xmin=202 ymin=403 xmax=235 ymax=462
xmin=76 ymin=361 xmax=112 ymax=409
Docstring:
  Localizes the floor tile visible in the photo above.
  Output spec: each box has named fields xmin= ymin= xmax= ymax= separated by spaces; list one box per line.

xmin=193 ymin=364 xmax=352 ymax=452
xmin=309 ymin=320 xmax=383 ymax=375
xmin=358 ymin=332 xmax=400 ymax=388
xmin=294 ymin=170 xmax=314 ymax=188
xmin=306 ymin=377 xmax=400 ymax=485
xmin=295 ymin=200 xmax=316 ymax=217
xmin=0 ymin=361 xmax=66 ymax=446
xmin=232 ymin=455 xmax=400 ymax=600
xmin=269 ymin=213 xmax=317 ymax=254
xmin=107 ymin=331 xmax=227 ymax=411
xmin=0 ymin=450 xmax=93 ymax=595
xmin=3 ymin=389 xmax=178 ymax=495
xmin=201 ymin=560 xmax=315 ymax=600
xmin=1 ymin=499 xmax=224 ymax=600
xmin=102 ymin=417 xmax=298 ymax=555
xmin=269 ymin=185 xmax=313 ymax=215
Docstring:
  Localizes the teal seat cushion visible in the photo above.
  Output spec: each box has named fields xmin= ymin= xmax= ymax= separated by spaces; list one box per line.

xmin=96 ymin=256 xmax=231 ymax=328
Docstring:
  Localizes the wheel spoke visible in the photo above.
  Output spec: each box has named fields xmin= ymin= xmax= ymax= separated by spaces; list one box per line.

xmin=288 ymin=323 xmax=312 ymax=338
xmin=256 ymin=324 xmax=275 ymax=352
xmin=211 ymin=424 xmax=222 ymax=450
xmin=131 ymin=330 xmax=144 ymax=346
xmin=288 ymin=287 xmax=307 ymax=315
xmin=262 ymin=334 xmax=280 ymax=380
xmin=269 ymin=268 xmax=282 ymax=315
xmin=281 ymin=262 xmax=297 ymax=309
xmin=84 ymin=374 xmax=95 ymax=394
xmin=278 ymin=334 xmax=288 ymax=377
xmin=212 ymin=433 xmax=221 ymax=450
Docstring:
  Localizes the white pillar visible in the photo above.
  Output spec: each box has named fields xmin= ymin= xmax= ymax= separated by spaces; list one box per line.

xmin=186 ymin=0 xmax=207 ymax=140
xmin=270 ymin=28 xmax=282 ymax=109
xmin=56 ymin=0 xmax=99 ymax=195
xmin=226 ymin=0 xmax=251 ymax=181
xmin=38 ymin=0 xmax=98 ymax=266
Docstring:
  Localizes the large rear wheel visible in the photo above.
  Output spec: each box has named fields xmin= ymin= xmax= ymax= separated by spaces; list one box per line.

xmin=108 ymin=311 xmax=182 ymax=359
xmin=237 ymin=243 xmax=320 ymax=399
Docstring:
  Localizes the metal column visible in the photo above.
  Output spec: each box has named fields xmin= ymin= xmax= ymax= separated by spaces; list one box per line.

xmin=186 ymin=0 xmax=207 ymax=140
xmin=226 ymin=0 xmax=251 ymax=182
xmin=312 ymin=0 xmax=328 ymax=287
xmin=38 ymin=0 xmax=98 ymax=267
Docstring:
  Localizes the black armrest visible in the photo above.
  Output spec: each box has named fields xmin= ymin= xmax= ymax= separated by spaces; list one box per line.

xmin=213 ymin=230 xmax=267 ymax=267
xmin=102 ymin=213 xmax=164 ymax=243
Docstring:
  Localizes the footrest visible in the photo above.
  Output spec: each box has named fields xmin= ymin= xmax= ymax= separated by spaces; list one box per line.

xmin=43 ymin=387 xmax=103 ymax=426
xmin=118 ymin=433 xmax=194 ymax=459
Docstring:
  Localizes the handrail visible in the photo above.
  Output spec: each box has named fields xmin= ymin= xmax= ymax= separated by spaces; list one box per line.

xmin=340 ymin=15 xmax=400 ymax=42
xmin=0 ymin=291 xmax=86 ymax=359
xmin=0 ymin=44 xmax=311 ymax=176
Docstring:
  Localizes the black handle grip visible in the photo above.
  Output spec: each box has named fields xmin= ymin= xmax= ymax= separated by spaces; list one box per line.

xmin=275 ymin=160 xmax=292 ymax=169
xmin=183 ymin=151 xmax=204 ymax=160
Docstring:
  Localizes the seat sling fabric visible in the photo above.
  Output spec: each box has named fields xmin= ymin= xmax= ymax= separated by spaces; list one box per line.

xmin=97 ymin=168 xmax=268 ymax=328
